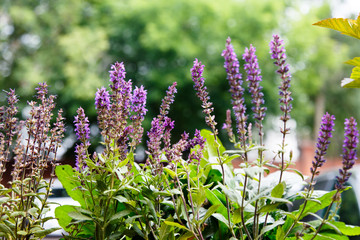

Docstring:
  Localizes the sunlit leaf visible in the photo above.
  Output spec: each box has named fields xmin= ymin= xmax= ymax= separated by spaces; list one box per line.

xmin=313 ymin=15 xmax=360 ymax=40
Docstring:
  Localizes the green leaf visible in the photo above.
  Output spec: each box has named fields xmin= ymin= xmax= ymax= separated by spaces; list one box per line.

xmin=212 ymin=213 xmax=230 ymax=228
xmin=294 ymin=189 xmax=337 ymax=220
xmin=259 ymin=219 xmax=285 ymax=239
xmin=199 ymin=204 xmax=220 ymax=225
xmin=33 ymin=227 xmax=61 ymax=238
xmin=179 ymin=231 xmax=195 ymax=240
xmin=164 ymin=220 xmax=189 ymax=231
xmin=145 ymin=197 xmax=158 ymax=222
xmin=0 ymin=223 xmax=15 ymax=239
xmin=163 ymin=167 xmax=177 ymax=178
xmin=55 ymin=165 xmax=85 ymax=206
xmin=68 ymin=211 xmax=93 ymax=221
xmin=258 ymin=203 xmax=282 ymax=213
xmin=205 ymin=189 xmax=228 ymax=218
xmin=160 ymin=217 xmax=175 ymax=240
xmin=109 ymin=209 xmax=131 ymax=222
xmin=313 ymin=15 xmax=360 ymax=40
xmin=10 ymin=211 xmax=26 ymax=218
xmin=113 ymin=195 xmax=128 ymax=203
xmin=328 ymin=221 xmax=360 ymax=236
xmin=276 ymin=226 xmax=285 ymax=240
xmin=271 ymin=182 xmax=285 ymax=198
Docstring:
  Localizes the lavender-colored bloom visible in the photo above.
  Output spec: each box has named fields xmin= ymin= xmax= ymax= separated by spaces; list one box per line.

xmin=130 ymin=86 xmax=148 ymax=147
xmin=147 ymin=117 xmax=164 ymax=163
xmin=310 ymin=113 xmax=335 ymax=176
xmin=243 ymin=44 xmax=266 ymax=122
xmin=166 ymin=131 xmax=190 ymax=163
xmin=223 ymin=109 xmax=235 ymax=143
xmin=109 ymin=62 xmax=126 ymax=91
xmin=222 ymin=37 xmax=247 ymax=143
xmin=131 ymin=86 xmax=148 ymax=117
xmin=336 ymin=117 xmax=359 ymax=190
xmin=95 ymin=87 xmax=111 ymax=110
xmin=163 ymin=116 xmax=175 ymax=150
xmin=74 ymin=107 xmax=90 ymax=142
xmin=74 ymin=107 xmax=90 ymax=171
xmin=159 ymin=82 xmax=177 ymax=119
xmin=191 ymin=58 xmax=217 ymax=132
xmin=270 ymin=35 xmax=292 ymax=124
xmin=35 ymin=82 xmax=48 ymax=100
xmin=189 ymin=129 xmax=206 ymax=163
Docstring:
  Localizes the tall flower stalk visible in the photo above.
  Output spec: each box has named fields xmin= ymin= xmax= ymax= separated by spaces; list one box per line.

xmin=243 ymin=44 xmax=267 ymax=239
xmin=284 ymin=112 xmax=335 ymax=239
xmin=191 ymin=58 xmax=236 ymax=239
xmin=270 ymin=34 xmax=293 ymax=183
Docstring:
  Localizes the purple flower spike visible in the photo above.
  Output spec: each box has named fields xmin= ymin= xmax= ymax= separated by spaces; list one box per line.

xmin=74 ymin=107 xmax=90 ymax=142
xmin=243 ymin=44 xmax=266 ymax=122
xmin=35 ymin=82 xmax=48 ymax=100
xmin=147 ymin=117 xmax=164 ymax=163
xmin=222 ymin=37 xmax=247 ymax=144
xmin=95 ymin=87 xmax=111 ymax=110
xmin=131 ymin=86 xmax=148 ymax=117
xmin=159 ymin=82 xmax=177 ymax=119
xmin=109 ymin=62 xmax=126 ymax=91
xmin=310 ymin=113 xmax=335 ymax=177
xmin=130 ymin=86 xmax=148 ymax=147
xmin=189 ymin=129 xmax=206 ymax=163
xmin=336 ymin=117 xmax=359 ymax=190
xmin=191 ymin=58 xmax=217 ymax=132
xmin=74 ymin=107 xmax=90 ymax=171
xmin=270 ymin=35 xmax=293 ymax=125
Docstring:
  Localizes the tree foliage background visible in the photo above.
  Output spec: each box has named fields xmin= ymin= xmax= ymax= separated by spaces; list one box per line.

xmin=1 ymin=0 xmax=359 ymax=157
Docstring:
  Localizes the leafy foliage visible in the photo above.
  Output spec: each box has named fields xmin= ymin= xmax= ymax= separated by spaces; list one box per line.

xmin=314 ymin=14 xmax=360 ymax=88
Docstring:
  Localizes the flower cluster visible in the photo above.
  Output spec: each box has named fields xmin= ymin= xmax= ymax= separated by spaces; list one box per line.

xmin=74 ymin=107 xmax=90 ymax=170
xmin=130 ymin=86 xmax=148 ymax=147
xmin=0 ymin=89 xmax=19 ymax=179
xmin=310 ymin=113 xmax=335 ymax=177
xmin=270 ymin=35 xmax=293 ymax=127
xmin=336 ymin=117 xmax=359 ymax=190
xmin=221 ymin=37 xmax=247 ymax=143
xmin=191 ymin=58 xmax=217 ymax=133
xmin=147 ymin=83 xmax=177 ymax=165
xmin=243 ymin=44 xmax=266 ymax=123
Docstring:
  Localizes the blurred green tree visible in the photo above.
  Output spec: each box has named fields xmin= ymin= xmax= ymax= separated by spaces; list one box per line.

xmin=0 ymin=0 xmax=357 ymax=155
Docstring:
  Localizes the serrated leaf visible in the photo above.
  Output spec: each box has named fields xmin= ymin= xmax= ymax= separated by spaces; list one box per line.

xmin=345 ymin=57 xmax=360 ymax=66
xmin=313 ymin=15 xmax=360 ymax=40
xmin=341 ymin=78 xmax=360 ymax=88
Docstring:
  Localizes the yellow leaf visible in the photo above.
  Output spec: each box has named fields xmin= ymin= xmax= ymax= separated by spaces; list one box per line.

xmin=313 ymin=14 xmax=360 ymax=40
xmin=345 ymin=57 xmax=360 ymax=67
xmin=341 ymin=78 xmax=360 ymax=88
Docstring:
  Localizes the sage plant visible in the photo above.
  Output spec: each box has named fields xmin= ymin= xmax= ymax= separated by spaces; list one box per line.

xmin=0 ymin=83 xmax=65 ymax=240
